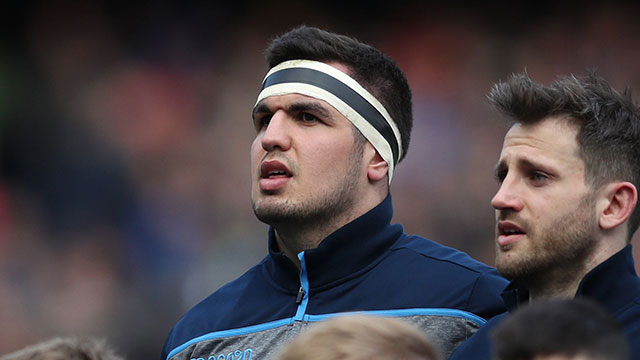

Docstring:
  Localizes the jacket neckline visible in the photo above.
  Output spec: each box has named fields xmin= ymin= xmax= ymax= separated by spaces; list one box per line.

xmin=501 ymin=244 xmax=640 ymax=314
xmin=265 ymin=195 xmax=403 ymax=290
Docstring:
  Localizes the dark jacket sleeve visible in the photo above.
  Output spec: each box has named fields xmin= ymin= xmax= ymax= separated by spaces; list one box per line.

xmin=466 ymin=269 xmax=508 ymax=320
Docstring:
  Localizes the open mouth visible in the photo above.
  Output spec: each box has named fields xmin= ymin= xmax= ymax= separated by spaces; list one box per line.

xmin=259 ymin=160 xmax=293 ymax=191
xmin=498 ymin=221 xmax=525 ymax=236
xmin=261 ymin=160 xmax=292 ymax=179
xmin=501 ymin=228 xmax=525 ymax=236
xmin=263 ymin=169 xmax=290 ymax=178
xmin=497 ymin=221 xmax=526 ymax=247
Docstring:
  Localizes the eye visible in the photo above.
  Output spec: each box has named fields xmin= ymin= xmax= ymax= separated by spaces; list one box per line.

xmin=300 ymin=112 xmax=320 ymax=123
xmin=494 ymin=169 xmax=507 ymax=184
xmin=254 ymin=114 xmax=272 ymax=131
xmin=529 ymin=171 xmax=550 ymax=186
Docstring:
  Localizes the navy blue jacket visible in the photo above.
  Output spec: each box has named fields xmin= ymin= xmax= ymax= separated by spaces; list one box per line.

xmin=161 ymin=196 xmax=508 ymax=360
xmin=450 ymin=245 xmax=640 ymax=360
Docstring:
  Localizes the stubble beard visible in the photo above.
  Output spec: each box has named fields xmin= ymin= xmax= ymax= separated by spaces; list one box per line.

xmin=496 ymin=194 xmax=599 ymax=285
xmin=252 ymin=140 xmax=365 ymax=228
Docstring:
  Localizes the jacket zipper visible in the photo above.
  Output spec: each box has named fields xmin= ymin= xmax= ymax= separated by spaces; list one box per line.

xmin=296 ymin=286 xmax=305 ymax=304
xmin=293 ymin=252 xmax=310 ymax=321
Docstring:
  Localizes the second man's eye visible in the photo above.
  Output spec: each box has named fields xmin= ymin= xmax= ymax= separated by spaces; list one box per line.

xmin=530 ymin=171 xmax=550 ymax=186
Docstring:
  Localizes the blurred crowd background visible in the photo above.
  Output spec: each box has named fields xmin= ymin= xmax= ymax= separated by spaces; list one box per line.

xmin=1 ymin=0 xmax=639 ymax=358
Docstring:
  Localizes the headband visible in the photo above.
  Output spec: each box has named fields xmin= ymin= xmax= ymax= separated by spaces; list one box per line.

xmin=254 ymin=59 xmax=402 ymax=184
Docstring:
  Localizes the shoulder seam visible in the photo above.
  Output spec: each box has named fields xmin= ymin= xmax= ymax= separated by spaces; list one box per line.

xmin=390 ymin=242 xmax=490 ymax=275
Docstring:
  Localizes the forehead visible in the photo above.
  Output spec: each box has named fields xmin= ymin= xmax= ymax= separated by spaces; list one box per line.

xmin=257 ymin=92 xmax=326 ymax=108
xmin=254 ymin=60 xmax=352 ymax=118
xmin=500 ymin=116 xmax=583 ymax=167
xmin=255 ymin=92 xmax=346 ymax=120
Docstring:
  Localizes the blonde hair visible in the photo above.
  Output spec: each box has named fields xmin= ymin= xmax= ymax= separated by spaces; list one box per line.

xmin=0 ymin=337 xmax=123 ymax=360
xmin=275 ymin=315 xmax=440 ymax=360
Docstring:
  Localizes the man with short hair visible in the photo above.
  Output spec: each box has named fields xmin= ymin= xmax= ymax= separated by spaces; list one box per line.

xmin=492 ymin=298 xmax=629 ymax=360
xmin=450 ymin=72 xmax=640 ymax=359
xmin=161 ymin=26 xmax=507 ymax=360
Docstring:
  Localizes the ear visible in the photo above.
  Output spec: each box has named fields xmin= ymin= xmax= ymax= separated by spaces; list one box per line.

xmin=598 ymin=182 xmax=638 ymax=231
xmin=364 ymin=144 xmax=389 ymax=182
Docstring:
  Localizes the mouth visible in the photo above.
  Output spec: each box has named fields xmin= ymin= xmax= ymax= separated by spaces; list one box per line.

xmin=259 ymin=160 xmax=292 ymax=191
xmin=261 ymin=160 xmax=292 ymax=178
xmin=497 ymin=221 xmax=526 ymax=248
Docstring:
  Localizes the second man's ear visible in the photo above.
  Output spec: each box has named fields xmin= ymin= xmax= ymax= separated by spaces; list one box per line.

xmin=598 ymin=181 xmax=638 ymax=231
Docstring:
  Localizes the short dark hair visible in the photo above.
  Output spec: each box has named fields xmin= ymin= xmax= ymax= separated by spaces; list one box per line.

xmin=266 ymin=25 xmax=413 ymax=162
xmin=492 ymin=298 xmax=629 ymax=360
xmin=489 ymin=71 xmax=640 ymax=238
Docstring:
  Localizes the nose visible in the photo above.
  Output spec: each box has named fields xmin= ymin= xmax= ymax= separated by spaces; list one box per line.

xmin=491 ymin=176 xmax=524 ymax=212
xmin=261 ymin=111 xmax=292 ymax=152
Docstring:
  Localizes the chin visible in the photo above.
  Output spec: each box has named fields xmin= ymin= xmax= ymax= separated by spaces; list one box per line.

xmin=253 ymin=197 xmax=292 ymax=217
xmin=252 ymin=198 xmax=275 ymax=213
xmin=497 ymin=254 xmax=544 ymax=281
xmin=495 ymin=254 xmax=519 ymax=275
xmin=254 ymin=208 xmax=296 ymax=226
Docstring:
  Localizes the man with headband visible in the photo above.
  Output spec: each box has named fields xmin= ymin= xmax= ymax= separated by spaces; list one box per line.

xmin=161 ymin=26 xmax=508 ymax=360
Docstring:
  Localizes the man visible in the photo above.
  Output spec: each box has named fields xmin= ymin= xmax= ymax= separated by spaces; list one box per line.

xmin=491 ymin=299 xmax=629 ymax=360
xmin=450 ymin=72 xmax=640 ymax=359
xmin=161 ymin=26 xmax=507 ymax=360
xmin=275 ymin=314 xmax=440 ymax=360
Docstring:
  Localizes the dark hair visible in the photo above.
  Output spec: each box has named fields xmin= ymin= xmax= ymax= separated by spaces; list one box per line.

xmin=266 ymin=25 xmax=413 ymax=162
xmin=489 ymin=71 xmax=640 ymax=238
xmin=492 ymin=298 xmax=629 ymax=360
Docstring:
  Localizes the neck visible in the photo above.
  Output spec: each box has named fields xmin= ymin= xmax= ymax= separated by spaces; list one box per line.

xmin=274 ymin=193 xmax=386 ymax=269
xmin=526 ymin=271 xmax=584 ymax=301
xmin=273 ymin=223 xmax=333 ymax=269
xmin=528 ymin=237 xmax=626 ymax=301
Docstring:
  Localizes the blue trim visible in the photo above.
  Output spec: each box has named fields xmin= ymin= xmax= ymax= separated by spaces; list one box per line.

xmin=166 ymin=318 xmax=292 ymax=359
xmin=294 ymin=251 xmax=310 ymax=321
xmin=167 ymin=308 xmax=485 ymax=359
xmin=306 ymin=308 xmax=486 ymax=326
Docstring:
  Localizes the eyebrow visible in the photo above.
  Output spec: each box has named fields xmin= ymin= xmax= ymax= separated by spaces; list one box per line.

xmin=252 ymin=100 xmax=333 ymax=121
xmin=288 ymin=101 xmax=332 ymax=119
xmin=252 ymin=103 xmax=271 ymax=121
xmin=494 ymin=156 xmax=555 ymax=177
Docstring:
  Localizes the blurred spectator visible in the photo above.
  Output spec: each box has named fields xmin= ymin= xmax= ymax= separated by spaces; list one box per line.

xmin=491 ymin=299 xmax=629 ymax=360
xmin=0 ymin=337 xmax=123 ymax=360
xmin=275 ymin=315 xmax=440 ymax=360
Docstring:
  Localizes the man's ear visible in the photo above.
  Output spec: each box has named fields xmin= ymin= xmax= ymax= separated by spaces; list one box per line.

xmin=598 ymin=182 xmax=638 ymax=230
xmin=365 ymin=144 xmax=389 ymax=182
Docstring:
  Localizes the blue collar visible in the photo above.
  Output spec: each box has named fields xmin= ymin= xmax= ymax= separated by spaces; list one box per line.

xmin=501 ymin=244 xmax=640 ymax=313
xmin=265 ymin=195 xmax=404 ymax=290
xmin=576 ymin=244 xmax=640 ymax=313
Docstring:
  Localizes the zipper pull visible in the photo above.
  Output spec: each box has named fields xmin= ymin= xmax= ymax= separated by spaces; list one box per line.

xmin=295 ymin=286 xmax=305 ymax=304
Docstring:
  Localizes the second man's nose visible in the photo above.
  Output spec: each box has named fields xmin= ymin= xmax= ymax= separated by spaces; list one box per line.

xmin=491 ymin=178 xmax=524 ymax=212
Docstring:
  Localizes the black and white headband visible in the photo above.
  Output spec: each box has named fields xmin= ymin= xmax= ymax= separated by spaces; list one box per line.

xmin=254 ymin=59 xmax=403 ymax=183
